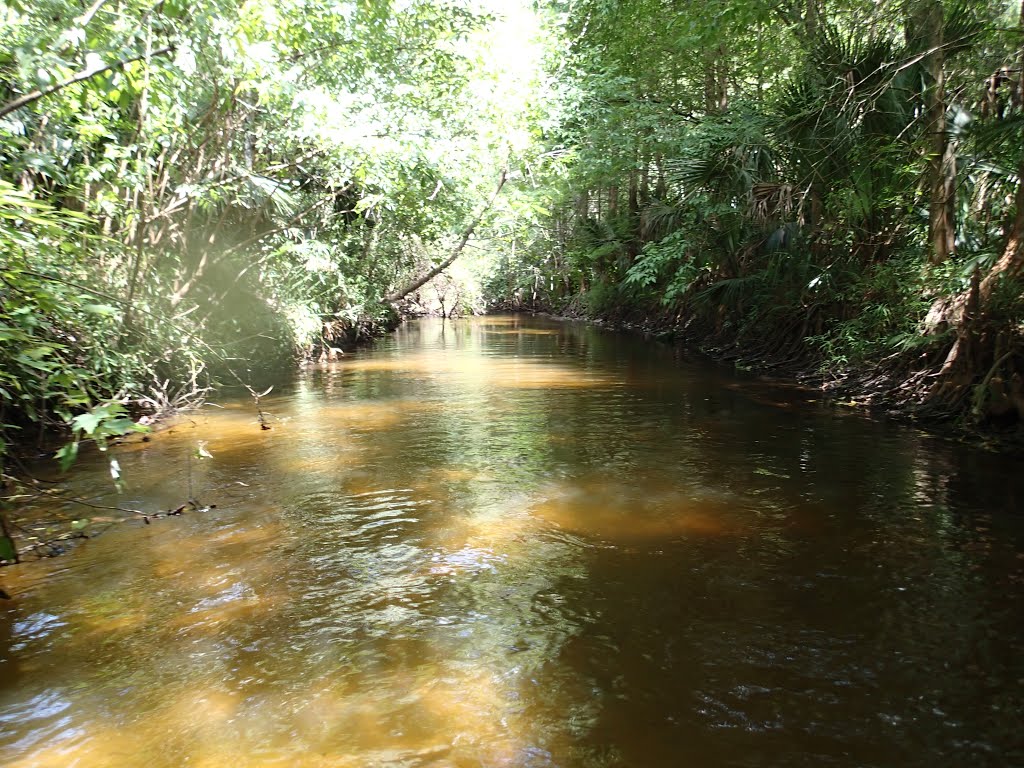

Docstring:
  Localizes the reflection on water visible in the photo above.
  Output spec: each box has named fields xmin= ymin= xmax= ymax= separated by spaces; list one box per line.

xmin=2 ymin=315 xmax=1024 ymax=767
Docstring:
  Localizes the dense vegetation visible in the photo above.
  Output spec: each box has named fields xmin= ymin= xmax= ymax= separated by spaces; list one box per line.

xmin=0 ymin=0 xmax=556 ymax=466
xmin=502 ymin=0 xmax=1024 ymax=429
xmin=3 ymin=0 xmax=1024 ymax=483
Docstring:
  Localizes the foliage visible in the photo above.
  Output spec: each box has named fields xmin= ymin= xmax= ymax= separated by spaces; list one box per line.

xmin=4 ymin=0 xmax=1024 ymax=471
xmin=481 ymin=0 xmax=1024 ymax=422
xmin=0 ymin=182 xmax=145 ymax=452
xmin=0 ymin=0 xmax=544 ymax=467
xmin=54 ymin=401 xmax=149 ymax=472
xmin=810 ymin=255 xmax=934 ymax=367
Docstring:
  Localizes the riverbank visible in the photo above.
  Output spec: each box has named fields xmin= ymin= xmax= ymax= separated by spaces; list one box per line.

xmin=0 ymin=308 xmax=406 ymax=567
xmin=504 ymin=301 xmax=1024 ymax=452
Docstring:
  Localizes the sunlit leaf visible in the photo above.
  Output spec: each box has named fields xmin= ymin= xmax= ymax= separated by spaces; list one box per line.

xmin=71 ymin=412 xmax=102 ymax=435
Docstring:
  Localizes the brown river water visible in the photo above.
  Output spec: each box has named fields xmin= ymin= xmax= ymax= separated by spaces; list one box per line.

xmin=2 ymin=315 xmax=1024 ymax=767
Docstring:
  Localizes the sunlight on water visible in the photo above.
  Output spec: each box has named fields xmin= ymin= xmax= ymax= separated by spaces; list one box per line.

xmin=2 ymin=316 xmax=1024 ymax=767
xmin=334 ymin=352 xmax=622 ymax=389
xmin=480 ymin=328 xmax=564 ymax=335
xmin=439 ymin=504 xmax=544 ymax=555
xmin=531 ymin=478 xmax=740 ymax=543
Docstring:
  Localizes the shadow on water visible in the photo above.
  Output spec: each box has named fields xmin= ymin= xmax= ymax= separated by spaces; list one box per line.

xmin=2 ymin=315 xmax=1023 ymax=767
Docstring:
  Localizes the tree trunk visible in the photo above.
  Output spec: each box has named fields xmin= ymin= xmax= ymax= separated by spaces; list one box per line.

xmin=626 ymin=173 xmax=636 ymax=218
xmin=925 ymin=52 xmax=1024 ymax=416
xmin=806 ymin=0 xmax=819 ymax=37
xmin=716 ymin=45 xmax=729 ymax=111
xmin=704 ymin=49 xmax=717 ymax=113
xmin=922 ymin=0 xmax=955 ymax=264
xmin=639 ymin=156 xmax=650 ymax=206
xmin=941 ymin=0 xmax=1024 ymax=313
xmin=575 ymin=190 xmax=589 ymax=221
xmin=628 ymin=166 xmax=641 ymax=261
xmin=979 ymin=159 xmax=1024 ymax=304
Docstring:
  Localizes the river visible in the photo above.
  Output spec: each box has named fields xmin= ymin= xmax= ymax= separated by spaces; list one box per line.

xmin=2 ymin=315 xmax=1023 ymax=767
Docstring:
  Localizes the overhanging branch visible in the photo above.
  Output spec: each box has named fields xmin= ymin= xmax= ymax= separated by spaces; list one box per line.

xmin=384 ymin=169 xmax=507 ymax=303
xmin=0 ymin=45 xmax=175 ymax=119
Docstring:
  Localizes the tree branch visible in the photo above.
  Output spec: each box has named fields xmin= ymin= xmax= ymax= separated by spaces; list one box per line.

xmin=384 ymin=169 xmax=507 ymax=303
xmin=0 ymin=45 xmax=175 ymax=119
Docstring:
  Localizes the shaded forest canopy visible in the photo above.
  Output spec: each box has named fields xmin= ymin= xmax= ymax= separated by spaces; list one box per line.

xmin=2 ymin=0 xmax=1024 ymax=469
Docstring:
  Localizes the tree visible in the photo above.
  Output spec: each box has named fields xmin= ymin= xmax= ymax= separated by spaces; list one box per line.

xmin=0 ymin=0 xmax=534 ymax=461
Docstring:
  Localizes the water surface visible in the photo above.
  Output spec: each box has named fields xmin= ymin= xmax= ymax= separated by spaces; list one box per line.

xmin=2 ymin=315 xmax=1023 ymax=767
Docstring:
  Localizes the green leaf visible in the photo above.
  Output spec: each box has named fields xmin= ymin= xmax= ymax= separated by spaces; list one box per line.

xmin=71 ymin=411 xmax=102 ymax=435
xmin=22 ymin=345 xmax=56 ymax=360
xmin=82 ymin=304 xmax=119 ymax=317
xmin=0 ymin=535 xmax=16 ymax=562
xmin=14 ymin=355 xmax=56 ymax=372
xmin=99 ymin=417 xmax=140 ymax=435
xmin=0 ymin=326 xmax=32 ymax=342
xmin=55 ymin=441 xmax=80 ymax=472
xmin=162 ymin=0 xmax=186 ymax=19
